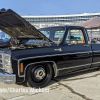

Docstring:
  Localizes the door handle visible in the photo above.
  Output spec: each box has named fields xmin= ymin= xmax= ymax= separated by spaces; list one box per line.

xmin=84 ymin=45 xmax=89 ymax=47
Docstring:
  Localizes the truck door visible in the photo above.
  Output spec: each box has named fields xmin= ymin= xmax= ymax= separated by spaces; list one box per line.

xmin=60 ymin=27 xmax=92 ymax=73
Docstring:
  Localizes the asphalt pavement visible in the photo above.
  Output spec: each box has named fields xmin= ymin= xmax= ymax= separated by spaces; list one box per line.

xmin=0 ymin=69 xmax=100 ymax=100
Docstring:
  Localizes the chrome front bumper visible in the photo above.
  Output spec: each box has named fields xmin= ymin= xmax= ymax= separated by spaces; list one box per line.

xmin=0 ymin=72 xmax=16 ymax=84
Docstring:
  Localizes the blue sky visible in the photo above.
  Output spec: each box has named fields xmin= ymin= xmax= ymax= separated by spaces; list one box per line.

xmin=0 ymin=0 xmax=100 ymax=16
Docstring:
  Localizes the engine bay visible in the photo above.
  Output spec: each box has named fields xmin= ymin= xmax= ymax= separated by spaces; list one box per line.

xmin=9 ymin=42 xmax=50 ymax=50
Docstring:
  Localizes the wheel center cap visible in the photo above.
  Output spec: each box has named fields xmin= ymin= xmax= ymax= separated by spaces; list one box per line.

xmin=34 ymin=68 xmax=46 ymax=80
xmin=39 ymin=71 xmax=43 ymax=76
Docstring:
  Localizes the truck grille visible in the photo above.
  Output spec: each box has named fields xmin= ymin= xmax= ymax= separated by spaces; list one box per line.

xmin=0 ymin=54 xmax=3 ymax=68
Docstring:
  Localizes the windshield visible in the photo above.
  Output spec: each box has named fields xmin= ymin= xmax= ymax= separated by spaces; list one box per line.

xmin=26 ymin=39 xmax=48 ymax=43
xmin=0 ymin=30 xmax=11 ymax=43
xmin=39 ymin=27 xmax=65 ymax=44
xmin=0 ymin=27 xmax=65 ymax=44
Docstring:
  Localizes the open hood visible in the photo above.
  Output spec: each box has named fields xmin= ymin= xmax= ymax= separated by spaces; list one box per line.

xmin=0 ymin=9 xmax=52 ymax=42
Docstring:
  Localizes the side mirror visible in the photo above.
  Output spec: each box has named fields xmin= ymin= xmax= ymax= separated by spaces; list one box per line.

xmin=71 ymin=41 xmax=77 ymax=45
xmin=68 ymin=41 xmax=77 ymax=46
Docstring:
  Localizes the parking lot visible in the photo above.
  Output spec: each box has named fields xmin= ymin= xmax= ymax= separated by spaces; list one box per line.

xmin=0 ymin=69 xmax=100 ymax=100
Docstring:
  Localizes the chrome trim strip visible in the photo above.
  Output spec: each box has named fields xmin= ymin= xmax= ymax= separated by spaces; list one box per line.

xmin=93 ymin=50 xmax=100 ymax=52
xmin=58 ymin=63 xmax=91 ymax=71
xmin=92 ymin=62 xmax=100 ymax=64
xmin=18 ymin=51 xmax=92 ymax=77
xmin=18 ymin=61 xmax=58 ymax=79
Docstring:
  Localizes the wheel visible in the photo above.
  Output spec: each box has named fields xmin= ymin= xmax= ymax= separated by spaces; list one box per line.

xmin=25 ymin=63 xmax=52 ymax=88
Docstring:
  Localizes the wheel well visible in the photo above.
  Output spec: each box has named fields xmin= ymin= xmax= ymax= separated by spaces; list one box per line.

xmin=47 ymin=62 xmax=55 ymax=78
xmin=24 ymin=62 xmax=56 ymax=82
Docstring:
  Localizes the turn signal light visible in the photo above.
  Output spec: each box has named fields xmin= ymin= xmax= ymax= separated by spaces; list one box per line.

xmin=21 ymin=63 xmax=23 ymax=73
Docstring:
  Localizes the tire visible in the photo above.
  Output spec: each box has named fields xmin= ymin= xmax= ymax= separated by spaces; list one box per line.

xmin=25 ymin=63 xmax=52 ymax=88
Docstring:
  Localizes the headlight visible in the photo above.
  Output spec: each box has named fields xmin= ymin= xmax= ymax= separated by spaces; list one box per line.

xmin=3 ymin=54 xmax=13 ymax=74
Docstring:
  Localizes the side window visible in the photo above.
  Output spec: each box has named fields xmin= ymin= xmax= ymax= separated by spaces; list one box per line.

xmin=65 ymin=29 xmax=86 ymax=44
xmin=54 ymin=30 xmax=65 ymax=42
xmin=40 ymin=31 xmax=50 ymax=38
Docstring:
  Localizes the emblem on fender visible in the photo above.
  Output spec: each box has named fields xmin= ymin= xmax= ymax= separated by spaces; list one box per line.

xmin=54 ymin=48 xmax=62 ymax=51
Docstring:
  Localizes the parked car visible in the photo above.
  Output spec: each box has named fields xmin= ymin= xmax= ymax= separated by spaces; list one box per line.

xmin=91 ymin=39 xmax=96 ymax=43
xmin=0 ymin=9 xmax=99 ymax=88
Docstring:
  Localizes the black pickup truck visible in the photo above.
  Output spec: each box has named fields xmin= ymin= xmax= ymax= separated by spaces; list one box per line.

xmin=0 ymin=9 xmax=99 ymax=88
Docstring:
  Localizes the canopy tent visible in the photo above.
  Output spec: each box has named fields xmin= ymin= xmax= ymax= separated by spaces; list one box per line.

xmin=76 ymin=16 xmax=100 ymax=42
xmin=76 ymin=16 xmax=100 ymax=29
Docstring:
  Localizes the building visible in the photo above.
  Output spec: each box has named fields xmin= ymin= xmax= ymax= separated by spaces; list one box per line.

xmin=22 ymin=13 xmax=100 ymax=29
